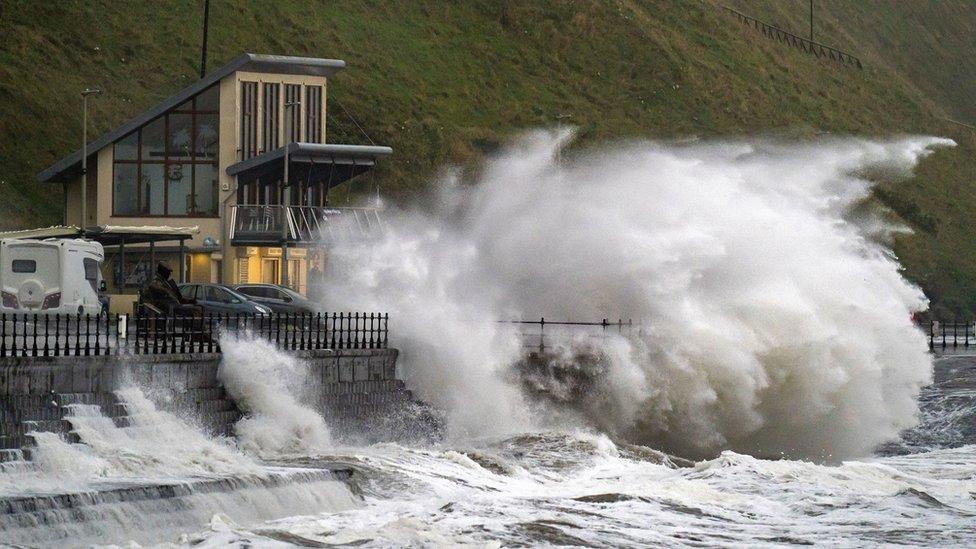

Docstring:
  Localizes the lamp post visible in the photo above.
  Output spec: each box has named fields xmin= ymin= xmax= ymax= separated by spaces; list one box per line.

xmin=81 ymin=88 xmax=101 ymax=231
xmin=281 ymin=99 xmax=301 ymax=289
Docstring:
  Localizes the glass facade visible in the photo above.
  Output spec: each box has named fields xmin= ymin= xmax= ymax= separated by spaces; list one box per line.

xmin=305 ymin=86 xmax=322 ymax=143
xmin=112 ymin=85 xmax=220 ymax=216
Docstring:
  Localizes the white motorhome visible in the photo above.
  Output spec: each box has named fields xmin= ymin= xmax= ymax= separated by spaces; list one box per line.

xmin=0 ymin=238 xmax=104 ymax=315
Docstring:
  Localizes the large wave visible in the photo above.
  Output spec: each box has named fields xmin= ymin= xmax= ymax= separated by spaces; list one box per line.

xmin=319 ymin=130 xmax=952 ymax=460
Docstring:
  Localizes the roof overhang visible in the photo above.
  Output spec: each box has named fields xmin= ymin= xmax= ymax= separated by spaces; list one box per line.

xmin=0 ymin=225 xmax=199 ymax=245
xmin=86 ymin=225 xmax=200 ymax=246
xmin=38 ymin=53 xmax=346 ymax=184
xmin=227 ymin=142 xmax=393 ymax=188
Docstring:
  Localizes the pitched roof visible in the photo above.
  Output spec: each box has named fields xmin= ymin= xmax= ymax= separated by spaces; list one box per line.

xmin=38 ymin=53 xmax=346 ymax=183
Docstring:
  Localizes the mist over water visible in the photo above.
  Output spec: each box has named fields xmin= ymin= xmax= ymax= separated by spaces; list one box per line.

xmin=322 ymin=130 xmax=954 ymax=460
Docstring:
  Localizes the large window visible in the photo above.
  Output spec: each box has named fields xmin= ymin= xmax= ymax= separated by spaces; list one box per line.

xmin=241 ymin=81 xmax=258 ymax=160
xmin=284 ymin=84 xmax=301 ymax=144
xmin=262 ymin=83 xmax=280 ymax=153
xmin=112 ymin=85 xmax=219 ymax=216
xmin=305 ymin=85 xmax=322 ymax=143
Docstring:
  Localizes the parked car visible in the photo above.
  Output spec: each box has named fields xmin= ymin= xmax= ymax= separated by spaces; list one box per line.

xmin=231 ymin=283 xmax=317 ymax=314
xmin=178 ymin=283 xmax=272 ymax=315
xmin=0 ymin=238 xmax=104 ymax=315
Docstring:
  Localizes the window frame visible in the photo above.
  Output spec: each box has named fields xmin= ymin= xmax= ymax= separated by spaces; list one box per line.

xmin=111 ymin=85 xmax=220 ymax=218
xmin=83 ymin=258 xmax=99 ymax=291
xmin=11 ymin=259 xmax=36 ymax=273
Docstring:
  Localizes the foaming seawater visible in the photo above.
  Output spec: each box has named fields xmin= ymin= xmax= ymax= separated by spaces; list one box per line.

xmin=0 ymin=385 xmax=357 ymax=547
xmin=321 ymin=130 xmax=953 ymax=460
xmin=184 ymin=434 xmax=976 ymax=547
xmin=0 ymin=469 xmax=357 ymax=548
xmin=179 ymin=357 xmax=976 ymax=547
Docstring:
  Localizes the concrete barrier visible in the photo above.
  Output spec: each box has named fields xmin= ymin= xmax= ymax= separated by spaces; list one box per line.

xmin=0 ymin=348 xmax=437 ymax=456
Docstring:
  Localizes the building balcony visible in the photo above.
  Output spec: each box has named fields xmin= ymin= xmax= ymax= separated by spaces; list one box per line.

xmin=229 ymin=204 xmax=385 ymax=246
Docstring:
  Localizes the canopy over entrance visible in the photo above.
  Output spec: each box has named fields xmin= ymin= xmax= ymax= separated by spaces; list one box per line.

xmin=227 ymin=142 xmax=393 ymax=189
xmin=0 ymin=225 xmax=199 ymax=245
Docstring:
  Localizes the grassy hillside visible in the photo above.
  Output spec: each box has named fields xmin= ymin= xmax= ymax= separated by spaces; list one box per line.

xmin=0 ymin=0 xmax=974 ymax=312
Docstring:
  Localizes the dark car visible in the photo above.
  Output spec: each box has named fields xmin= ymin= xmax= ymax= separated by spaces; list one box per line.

xmin=178 ymin=283 xmax=272 ymax=315
xmin=231 ymin=284 xmax=317 ymax=314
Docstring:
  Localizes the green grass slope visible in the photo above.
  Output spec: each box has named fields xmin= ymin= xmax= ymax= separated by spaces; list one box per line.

xmin=0 ymin=0 xmax=974 ymax=312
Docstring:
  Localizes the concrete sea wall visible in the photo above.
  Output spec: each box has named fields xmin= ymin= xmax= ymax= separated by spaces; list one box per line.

xmin=0 ymin=348 xmax=432 ymax=457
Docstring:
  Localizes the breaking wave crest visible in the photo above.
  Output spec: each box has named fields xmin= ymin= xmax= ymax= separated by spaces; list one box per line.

xmin=219 ymin=336 xmax=333 ymax=457
xmin=321 ymin=130 xmax=953 ymax=460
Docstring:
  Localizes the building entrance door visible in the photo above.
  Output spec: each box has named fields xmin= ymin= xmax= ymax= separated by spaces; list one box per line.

xmin=261 ymin=258 xmax=279 ymax=284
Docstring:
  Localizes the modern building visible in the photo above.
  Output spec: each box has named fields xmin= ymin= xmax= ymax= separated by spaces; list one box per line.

xmin=38 ymin=53 xmax=391 ymax=310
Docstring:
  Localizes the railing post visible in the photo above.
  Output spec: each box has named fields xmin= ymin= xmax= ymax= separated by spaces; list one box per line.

xmin=93 ymin=313 xmax=101 ymax=357
xmin=29 ymin=314 xmax=36 ymax=357
xmin=316 ymin=312 xmax=322 ymax=350
xmin=539 ymin=317 xmax=545 ymax=354
xmin=275 ymin=313 xmax=281 ymax=348
xmin=72 ymin=314 xmax=79 ymax=357
xmin=114 ymin=313 xmax=121 ymax=355
xmin=383 ymin=313 xmax=389 ymax=348
xmin=82 ymin=314 xmax=89 ymax=356
xmin=331 ymin=312 xmax=337 ymax=349
xmin=353 ymin=312 xmax=360 ymax=349
xmin=53 ymin=314 xmax=61 ymax=357
xmin=65 ymin=313 xmax=73 ymax=356
xmin=347 ymin=312 xmax=353 ymax=349
xmin=367 ymin=313 xmax=374 ymax=349
xmin=0 ymin=313 xmax=5 ymax=358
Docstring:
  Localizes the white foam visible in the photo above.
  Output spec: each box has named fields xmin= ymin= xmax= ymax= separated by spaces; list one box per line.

xmin=218 ymin=336 xmax=333 ymax=457
xmin=318 ymin=130 xmax=950 ymax=459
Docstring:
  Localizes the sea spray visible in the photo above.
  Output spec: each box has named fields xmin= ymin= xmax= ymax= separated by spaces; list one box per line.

xmin=319 ymin=130 xmax=953 ymax=459
xmin=218 ymin=336 xmax=333 ymax=456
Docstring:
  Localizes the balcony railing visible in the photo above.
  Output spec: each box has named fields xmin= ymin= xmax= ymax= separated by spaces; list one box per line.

xmin=229 ymin=205 xmax=385 ymax=245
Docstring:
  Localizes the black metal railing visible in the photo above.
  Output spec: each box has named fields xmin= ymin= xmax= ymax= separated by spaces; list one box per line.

xmin=499 ymin=318 xmax=641 ymax=353
xmin=0 ymin=312 xmax=389 ymax=358
xmin=723 ymin=6 xmax=863 ymax=69
xmin=928 ymin=320 xmax=976 ymax=352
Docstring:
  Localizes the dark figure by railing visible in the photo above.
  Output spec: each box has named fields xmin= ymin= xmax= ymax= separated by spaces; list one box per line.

xmin=140 ymin=263 xmax=202 ymax=316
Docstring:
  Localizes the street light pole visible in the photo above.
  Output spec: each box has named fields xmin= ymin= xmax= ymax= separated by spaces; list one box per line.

xmin=81 ymin=88 xmax=101 ymax=231
xmin=281 ymin=99 xmax=301 ymax=289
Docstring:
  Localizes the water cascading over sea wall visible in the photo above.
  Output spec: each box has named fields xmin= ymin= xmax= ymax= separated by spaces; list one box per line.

xmin=0 ymin=347 xmax=417 ymax=458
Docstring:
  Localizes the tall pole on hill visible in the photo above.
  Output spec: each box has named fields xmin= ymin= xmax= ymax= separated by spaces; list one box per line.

xmin=81 ymin=88 xmax=101 ymax=231
xmin=200 ymin=0 xmax=210 ymax=78
xmin=809 ymin=0 xmax=814 ymax=41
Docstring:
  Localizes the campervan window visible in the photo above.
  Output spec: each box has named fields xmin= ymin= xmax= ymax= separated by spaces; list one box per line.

xmin=84 ymin=258 xmax=99 ymax=291
xmin=11 ymin=260 xmax=36 ymax=273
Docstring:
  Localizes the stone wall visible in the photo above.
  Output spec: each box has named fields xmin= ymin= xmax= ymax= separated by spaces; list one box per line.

xmin=0 ymin=348 xmax=433 ymax=458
